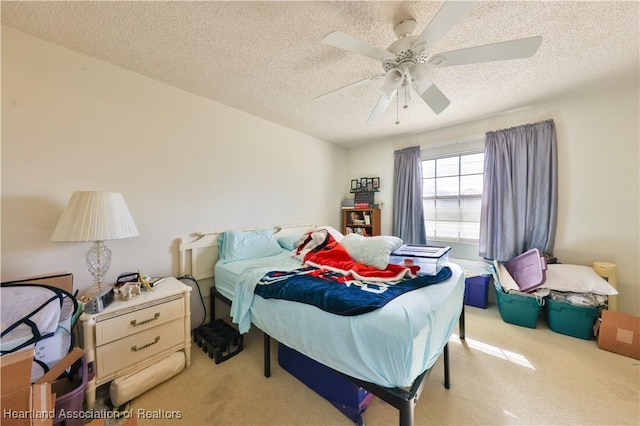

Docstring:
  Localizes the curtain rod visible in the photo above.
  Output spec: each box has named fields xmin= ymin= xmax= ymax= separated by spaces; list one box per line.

xmin=487 ymin=119 xmax=554 ymax=135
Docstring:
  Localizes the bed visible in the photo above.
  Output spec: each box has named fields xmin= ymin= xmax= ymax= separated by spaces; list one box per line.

xmin=179 ymin=225 xmax=465 ymax=426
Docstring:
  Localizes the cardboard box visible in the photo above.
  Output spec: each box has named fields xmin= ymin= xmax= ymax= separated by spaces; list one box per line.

xmin=2 ymin=272 xmax=73 ymax=294
xmin=1 ymin=349 xmax=34 ymax=422
xmin=31 ymin=383 xmax=53 ymax=426
xmin=597 ymin=310 xmax=640 ymax=360
xmin=1 ymin=349 xmax=54 ymax=426
xmin=35 ymin=347 xmax=84 ymax=385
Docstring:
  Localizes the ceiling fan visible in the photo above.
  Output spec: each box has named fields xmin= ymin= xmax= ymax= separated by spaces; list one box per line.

xmin=314 ymin=1 xmax=542 ymax=124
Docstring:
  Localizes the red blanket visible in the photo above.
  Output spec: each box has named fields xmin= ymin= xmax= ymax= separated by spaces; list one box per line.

xmin=295 ymin=229 xmax=418 ymax=282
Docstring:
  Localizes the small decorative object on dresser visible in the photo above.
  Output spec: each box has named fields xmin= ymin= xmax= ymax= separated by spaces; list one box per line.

xmin=78 ymin=277 xmax=191 ymax=408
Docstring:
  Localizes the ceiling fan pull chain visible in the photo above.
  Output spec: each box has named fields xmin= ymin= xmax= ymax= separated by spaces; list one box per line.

xmin=395 ymin=92 xmax=400 ymax=125
xmin=403 ymin=84 xmax=409 ymax=110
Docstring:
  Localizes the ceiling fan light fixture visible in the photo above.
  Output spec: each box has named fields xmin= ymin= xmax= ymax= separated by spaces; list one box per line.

xmin=381 ymin=69 xmax=404 ymax=99
xmin=385 ymin=68 xmax=403 ymax=83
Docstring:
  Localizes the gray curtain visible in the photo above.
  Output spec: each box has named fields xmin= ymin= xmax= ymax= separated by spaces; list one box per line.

xmin=479 ymin=119 xmax=558 ymax=261
xmin=393 ymin=146 xmax=427 ymax=244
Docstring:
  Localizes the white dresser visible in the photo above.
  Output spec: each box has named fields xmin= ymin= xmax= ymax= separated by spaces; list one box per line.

xmin=79 ymin=277 xmax=191 ymax=408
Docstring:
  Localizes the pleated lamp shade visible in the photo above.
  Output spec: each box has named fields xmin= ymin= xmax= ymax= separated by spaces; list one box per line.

xmin=51 ymin=191 xmax=139 ymax=242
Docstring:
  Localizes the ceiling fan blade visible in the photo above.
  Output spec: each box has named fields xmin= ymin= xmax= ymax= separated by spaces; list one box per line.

xmin=322 ymin=31 xmax=394 ymax=63
xmin=419 ymin=83 xmax=450 ymax=115
xmin=412 ymin=63 xmax=435 ymax=93
xmin=412 ymin=1 xmax=478 ymax=55
xmin=368 ymin=93 xmax=395 ymax=123
xmin=313 ymin=73 xmax=385 ymax=100
xmin=380 ymin=69 xmax=405 ymax=99
xmin=431 ymin=36 xmax=543 ymax=68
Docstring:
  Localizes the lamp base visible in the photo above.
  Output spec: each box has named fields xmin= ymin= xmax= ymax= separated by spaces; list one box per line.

xmin=86 ymin=240 xmax=112 ymax=289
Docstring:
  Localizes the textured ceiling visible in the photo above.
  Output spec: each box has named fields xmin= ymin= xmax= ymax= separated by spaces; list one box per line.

xmin=2 ymin=1 xmax=639 ymax=147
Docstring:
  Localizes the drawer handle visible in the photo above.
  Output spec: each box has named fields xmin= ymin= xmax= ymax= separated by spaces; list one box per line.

xmin=130 ymin=312 xmax=160 ymax=327
xmin=131 ymin=336 xmax=160 ymax=352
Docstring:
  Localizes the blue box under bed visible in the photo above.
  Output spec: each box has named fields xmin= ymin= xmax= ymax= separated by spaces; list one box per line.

xmin=278 ymin=343 xmax=374 ymax=425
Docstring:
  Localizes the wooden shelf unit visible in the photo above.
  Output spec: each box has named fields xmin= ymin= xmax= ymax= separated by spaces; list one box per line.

xmin=342 ymin=208 xmax=381 ymax=237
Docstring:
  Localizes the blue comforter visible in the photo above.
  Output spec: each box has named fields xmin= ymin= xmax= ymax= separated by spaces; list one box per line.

xmin=254 ymin=266 xmax=452 ymax=315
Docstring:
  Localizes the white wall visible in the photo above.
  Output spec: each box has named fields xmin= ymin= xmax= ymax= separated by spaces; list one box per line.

xmin=3 ymin=26 xmax=638 ymax=316
xmin=347 ymin=82 xmax=640 ymax=316
xmin=1 ymin=27 xmax=347 ymax=295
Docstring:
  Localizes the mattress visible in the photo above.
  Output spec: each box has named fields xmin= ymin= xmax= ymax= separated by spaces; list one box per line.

xmin=1 ymin=284 xmax=75 ymax=382
xmin=214 ymin=253 xmax=464 ymax=388
xmin=214 ymin=250 xmax=294 ymax=301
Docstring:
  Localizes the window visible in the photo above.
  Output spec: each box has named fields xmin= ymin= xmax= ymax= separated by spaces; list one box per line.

xmin=422 ymin=152 xmax=484 ymax=242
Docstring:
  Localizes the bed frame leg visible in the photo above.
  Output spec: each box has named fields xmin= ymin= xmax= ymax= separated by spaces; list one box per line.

xmin=443 ymin=343 xmax=450 ymax=389
xmin=459 ymin=304 xmax=465 ymax=340
xmin=210 ymin=291 xmax=217 ymax=320
xmin=263 ymin=333 xmax=271 ymax=378
xmin=398 ymin=398 xmax=415 ymax=426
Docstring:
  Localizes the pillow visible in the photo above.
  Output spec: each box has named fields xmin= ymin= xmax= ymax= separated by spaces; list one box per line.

xmin=273 ymin=225 xmax=315 ymax=251
xmin=219 ymin=229 xmax=282 ymax=263
xmin=542 ymin=264 xmax=619 ymax=295
xmin=277 ymin=234 xmax=301 ymax=251
xmin=341 ymin=234 xmax=403 ymax=270
xmin=217 ymin=232 xmax=226 ymax=253
xmin=316 ymin=225 xmax=344 ymax=242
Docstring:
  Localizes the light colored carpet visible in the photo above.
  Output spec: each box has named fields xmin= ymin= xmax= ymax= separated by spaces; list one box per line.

xmin=125 ymin=305 xmax=639 ymax=425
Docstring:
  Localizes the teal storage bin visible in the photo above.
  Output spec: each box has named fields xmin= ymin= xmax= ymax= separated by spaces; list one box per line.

xmin=545 ymin=298 xmax=601 ymax=340
xmin=495 ymin=287 xmax=543 ymax=328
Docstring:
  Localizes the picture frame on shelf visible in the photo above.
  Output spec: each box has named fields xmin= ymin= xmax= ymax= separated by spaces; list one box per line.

xmin=360 ymin=177 xmax=368 ymax=188
xmin=351 ymin=179 xmax=358 ymax=190
xmin=372 ymin=177 xmax=380 ymax=189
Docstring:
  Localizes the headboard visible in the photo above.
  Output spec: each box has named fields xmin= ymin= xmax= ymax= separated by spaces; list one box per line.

xmin=178 ymin=230 xmax=222 ymax=281
xmin=178 ymin=224 xmax=315 ymax=282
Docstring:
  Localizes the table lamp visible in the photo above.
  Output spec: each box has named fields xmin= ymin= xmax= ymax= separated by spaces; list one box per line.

xmin=51 ymin=191 xmax=139 ymax=297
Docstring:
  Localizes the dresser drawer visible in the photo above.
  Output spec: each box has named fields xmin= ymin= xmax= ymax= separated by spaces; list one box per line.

xmin=95 ymin=298 xmax=184 ymax=345
xmin=96 ymin=318 xmax=185 ymax=378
